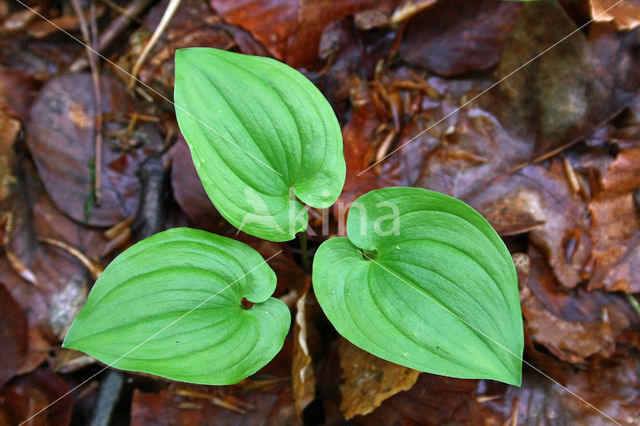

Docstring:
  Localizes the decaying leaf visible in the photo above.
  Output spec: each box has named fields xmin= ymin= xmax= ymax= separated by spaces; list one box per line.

xmin=339 ymin=338 xmax=419 ymax=419
xmin=27 ymin=73 xmax=162 ymax=227
xmin=0 ymin=283 xmax=27 ymax=387
xmin=292 ymin=288 xmax=316 ymax=418
xmin=589 ymin=147 xmax=640 ymax=293
xmin=590 ymin=0 xmax=640 ymax=30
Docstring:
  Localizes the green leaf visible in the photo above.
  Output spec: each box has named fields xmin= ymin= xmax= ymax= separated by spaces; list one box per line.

xmin=174 ymin=48 xmax=345 ymax=241
xmin=63 ymin=228 xmax=290 ymax=385
xmin=313 ymin=188 xmax=523 ymax=385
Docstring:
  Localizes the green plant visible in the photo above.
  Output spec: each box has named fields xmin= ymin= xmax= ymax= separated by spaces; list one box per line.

xmin=63 ymin=48 xmax=523 ymax=387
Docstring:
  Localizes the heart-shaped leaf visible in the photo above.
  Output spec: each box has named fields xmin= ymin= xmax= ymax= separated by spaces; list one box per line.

xmin=174 ymin=48 xmax=345 ymax=241
xmin=313 ymin=188 xmax=523 ymax=385
xmin=63 ymin=228 xmax=290 ymax=385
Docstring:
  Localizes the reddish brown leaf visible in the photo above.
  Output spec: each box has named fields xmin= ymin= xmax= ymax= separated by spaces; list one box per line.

xmin=169 ymin=135 xmax=223 ymax=230
xmin=589 ymin=147 xmax=640 ymax=293
xmin=400 ymin=0 xmax=522 ymax=77
xmin=210 ymin=0 xmax=399 ymax=68
xmin=27 ymin=73 xmax=163 ymax=227
xmin=0 ymin=68 xmax=40 ymax=123
xmin=0 ymin=283 xmax=28 ymax=387
xmin=521 ymin=246 xmax=634 ymax=364
xmin=356 ymin=374 xmax=482 ymax=425
xmin=131 ymin=382 xmax=298 ymax=426
xmin=468 ymin=161 xmax=592 ymax=289
xmin=0 ymin=369 xmax=73 ymax=426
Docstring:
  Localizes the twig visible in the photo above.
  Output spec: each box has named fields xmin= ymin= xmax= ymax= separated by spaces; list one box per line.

xmin=70 ymin=0 xmax=154 ymax=71
xmin=71 ymin=0 xmax=103 ymax=206
xmin=38 ymin=237 xmax=103 ymax=281
xmin=128 ymin=0 xmax=181 ymax=90
xmin=88 ymin=371 xmax=124 ymax=426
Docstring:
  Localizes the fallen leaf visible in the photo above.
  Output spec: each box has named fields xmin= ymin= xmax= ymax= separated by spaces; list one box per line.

xmin=481 ymin=349 xmax=640 ymax=425
xmin=27 ymin=73 xmax=163 ymax=227
xmin=400 ymin=0 xmax=522 ymax=77
xmin=590 ymin=0 xmax=640 ymax=30
xmin=0 ymin=68 xmax=41 ymax=123
xmin=210 ymin=0 xmax=400 ymax=68
xmin=484 ymin=1 xmax=638 ymax=161
xmin=468 ymin=161 xmax=592 ymax=289
xmin=588 ymin=147 xmax=640 ymax=293
xmin=356 ymin=373 xmax=481 ymax=425
xmin=339 ymin=338 xmax=419 ymax=419
xmin=0 ymin=369 xmax=73 ymax=426
xmin=131 ymin=382 xmax=299 ymax=426
xmin=521 ymin=246 xmax=633 ymax=363
xmin=292 ymin=289 xmax=316 ymax=418
xmin=0 ymin=283 xmax=27 ymax=387
xmin=169 ymin=135 xmax=223 ymax=230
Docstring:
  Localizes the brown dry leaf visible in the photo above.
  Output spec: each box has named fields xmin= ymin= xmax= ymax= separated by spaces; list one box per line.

xmin=0 ymin=68 xmax=40 ymax=123
xmin=521 ymin=246 xmax=633 ymax=364
xmin=0 ymin=369 xmax=73 ymax=426
xmin=356 ymin=374 xmax=482 ymax=425
xmin=481 ymin=350 xmax=640 ymax=425
xmin=292 ymin=289 xmax=316 ymax=418
xmin=27 ymin=73 xmax=162 ymax=227
xmin=131 ymin=382 xmax=298 ymax=426
xmin=590 ymin=0 xmax=640 ymax=30
xmin=484 ymin=0 xmax=638 ymax=161
xmin=400 ymin=0 xmax=522 ymax=77
xmin=339 ymin=338 xmax=419 ymax=419
xmin=521 ymin=292 xmax=616 ymax=364
xmin=0 ymin=283 xmax=27 ymax=387
xmin=468 ymin=161 xmax=592 ymax=289
xmin=210 ymin=0 xmax=399 ymax=68
xmin=589 ymin=147 xmax=640 ymax=292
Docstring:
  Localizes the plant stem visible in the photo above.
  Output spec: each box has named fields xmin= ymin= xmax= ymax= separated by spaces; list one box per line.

xmin=299 ymin=231 xmax=309 ymax=273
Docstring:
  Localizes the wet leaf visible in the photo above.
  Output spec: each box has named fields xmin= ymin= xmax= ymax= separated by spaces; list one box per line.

xmin=63 ymin=228 xmax=290 ymax=385
xmin=174 ymin=48 xmax=345 ymax=241
xmin=314 ymin=187 xmax=523 ymax=385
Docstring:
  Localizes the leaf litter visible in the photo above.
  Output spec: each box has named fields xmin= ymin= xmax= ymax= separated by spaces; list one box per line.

xmin=1 ymin=0 xmax=640 ymax=424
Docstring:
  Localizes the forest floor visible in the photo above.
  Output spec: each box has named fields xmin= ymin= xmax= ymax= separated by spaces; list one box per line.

xmin=1 ymin=0 xmax=640 ymax=425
